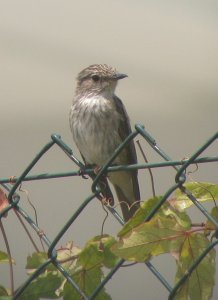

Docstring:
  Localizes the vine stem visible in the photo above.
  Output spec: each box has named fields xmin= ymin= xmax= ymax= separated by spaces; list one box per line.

xmin=13 ymin=209 xmax=40 ymax=252
xmin=0 ymin=220 xmax=14 ymax=294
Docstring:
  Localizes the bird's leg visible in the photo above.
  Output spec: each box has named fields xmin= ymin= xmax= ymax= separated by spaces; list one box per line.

xmin=93 ymin=166 xmax=114 ymax=206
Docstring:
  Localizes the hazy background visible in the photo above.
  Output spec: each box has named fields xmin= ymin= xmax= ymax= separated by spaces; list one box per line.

xmin=0 ymin=0 xmax=217 ymax=299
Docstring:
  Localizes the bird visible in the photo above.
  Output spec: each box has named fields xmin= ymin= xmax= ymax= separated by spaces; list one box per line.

xmin=69 ymin=64 xmax=140 ymax=222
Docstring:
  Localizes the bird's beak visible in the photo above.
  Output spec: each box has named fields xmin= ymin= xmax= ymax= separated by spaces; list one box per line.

xmin=113 ymin=73 xmax=128 ymax=80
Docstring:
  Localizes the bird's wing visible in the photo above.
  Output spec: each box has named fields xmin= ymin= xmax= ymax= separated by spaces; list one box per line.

xmin=113 ymin=95 xmax=140 ymax=201
xmin=113 ymin=95 xmax=138 ymax=165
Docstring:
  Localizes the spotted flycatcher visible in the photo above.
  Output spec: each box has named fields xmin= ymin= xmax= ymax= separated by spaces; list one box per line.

xmin=69 ymin=64 xmax=140 ymax=221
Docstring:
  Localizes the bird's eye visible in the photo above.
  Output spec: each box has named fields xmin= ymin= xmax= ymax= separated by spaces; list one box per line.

xmin=92 ymin=75 xmax=100 ymax=82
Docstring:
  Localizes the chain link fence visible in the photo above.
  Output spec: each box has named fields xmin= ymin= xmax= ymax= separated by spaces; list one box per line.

xmin=0 ymin=124 xmax=218 ymax=299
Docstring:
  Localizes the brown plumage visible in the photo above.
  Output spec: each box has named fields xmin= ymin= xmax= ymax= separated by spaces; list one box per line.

xmin=69 ymin=64 xmax=140 ymax=221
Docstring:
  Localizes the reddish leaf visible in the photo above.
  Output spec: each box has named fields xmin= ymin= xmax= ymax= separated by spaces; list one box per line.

xmin=0 ymin=188 xmax=9 ymax=217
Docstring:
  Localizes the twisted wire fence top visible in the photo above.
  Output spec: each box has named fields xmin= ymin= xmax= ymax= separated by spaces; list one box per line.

xmin=0 ymin=124 xmax=217 ymax=300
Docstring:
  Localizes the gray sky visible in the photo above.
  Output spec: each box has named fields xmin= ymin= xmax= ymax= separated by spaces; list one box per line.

xmin=0 ymin=1 xmax=218 ymax=299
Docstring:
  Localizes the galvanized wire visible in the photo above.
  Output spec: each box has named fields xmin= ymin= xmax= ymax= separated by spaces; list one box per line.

xmin=0 ymin=124 xmax=217 ymax=299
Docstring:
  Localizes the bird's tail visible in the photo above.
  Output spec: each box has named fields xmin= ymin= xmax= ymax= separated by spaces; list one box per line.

xmin=110 ymin=171 xmax=140 ymax=222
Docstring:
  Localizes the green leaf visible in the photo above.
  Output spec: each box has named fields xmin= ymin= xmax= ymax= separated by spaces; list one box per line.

xmin=26 ymin=242 xmax=81 ymax=275
xmin=63 ymin=267 xmax=111 ymax=300
xmin=118 ymin=196 xmax=163 ymax=237
xmin=23 ymin=241 xmax=112 ymax=299
xmin=0 ymin=251 xmax=15 ymax=264
xmin=56 ymin=241 xmax=81 ymax=272
xmin=162 ymin=205 xmax=191 ymax=229
xmin=0 ymin=285 xmax=9 ymax=296
xmin=205 ymin=206 xmax=218 ymax=236
xmin=112 ymin=214 xmax=191 ymax=262
xmin=26 ymin=252 xmax=47 ymax=270
xmin=10 ymin=236 xmax=115 ymax=300
xmin=78 ymin=235 xmax=118 ymax=269
xmin=174 ymin=233 xmax=216 ymax=300
xmin=20 ymin=272 xmax=62 ymax=300
xmin=26 ymin=252 xmax=58 ymax=275
xmin=60 ymin=238 xmax=113 ymax=299
xmin=119 ymin=196 xmax=191 ymax=238
xmin=174 ymin=182 xmax=218 ymax=210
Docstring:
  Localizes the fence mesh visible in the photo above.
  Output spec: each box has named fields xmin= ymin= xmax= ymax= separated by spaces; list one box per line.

xmin=0 ymin=124 xmax=218 ymax=299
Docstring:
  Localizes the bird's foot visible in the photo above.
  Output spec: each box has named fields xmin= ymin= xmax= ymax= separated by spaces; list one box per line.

xmin=93 ymin=166 xmax=101 ymax=175
xmin=101 ymin=196 xmax=114 ymax=207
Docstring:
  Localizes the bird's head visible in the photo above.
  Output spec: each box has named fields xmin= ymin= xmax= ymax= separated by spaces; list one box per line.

xmin=75 ymin=64 xmax=127 ymax=98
